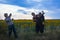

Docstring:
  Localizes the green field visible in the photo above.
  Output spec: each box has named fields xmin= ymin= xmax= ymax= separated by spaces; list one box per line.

xmin=0 ymin=19 xmax=60 ymax=40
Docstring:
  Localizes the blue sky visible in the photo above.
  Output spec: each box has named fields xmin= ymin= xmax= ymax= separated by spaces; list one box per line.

xmin=1 ymin=0 xmax=59 ymax=9
xmin=0 ymin=0 xmax=60 ymax=19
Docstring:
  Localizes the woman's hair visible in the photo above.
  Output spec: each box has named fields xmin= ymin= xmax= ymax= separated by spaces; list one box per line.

xmin=4 ymin=13 xmax=8 ymax=17
xmin=31 ymin=12 xmax=35 ymax=16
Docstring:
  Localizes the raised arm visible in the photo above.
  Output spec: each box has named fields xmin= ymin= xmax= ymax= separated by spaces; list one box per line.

xmin=9 ymin=13 xmax=12 ymax=17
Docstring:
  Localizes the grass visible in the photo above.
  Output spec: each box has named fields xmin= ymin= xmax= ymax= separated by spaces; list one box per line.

xmin=0 ymin=30 xmax=60 ymax=40
xmin=0 ymin=19 xmax=60 ymax=40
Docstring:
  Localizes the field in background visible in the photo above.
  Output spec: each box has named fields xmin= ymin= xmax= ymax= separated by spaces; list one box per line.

xmin=0 ymin=19 xmax=60 ymax=40
xmin=0 ymin=19 xmax=60 ymax=32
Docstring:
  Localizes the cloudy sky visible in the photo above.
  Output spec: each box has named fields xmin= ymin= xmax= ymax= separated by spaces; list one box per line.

xmin=0 ymin=0 xmax=60 ymax=20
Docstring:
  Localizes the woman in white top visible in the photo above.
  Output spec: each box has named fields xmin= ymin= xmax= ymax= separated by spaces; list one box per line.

xmin=4 ymin=13 xmax=18 ymax=39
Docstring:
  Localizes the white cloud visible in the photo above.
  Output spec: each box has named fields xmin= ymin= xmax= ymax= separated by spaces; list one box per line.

xmin=0 ymin=4 xmax=54 ymax=20
xmin=45 ymin=16 xmax=53 ymax=19
xmin=0 ymin=4 xmax=33 ymax=20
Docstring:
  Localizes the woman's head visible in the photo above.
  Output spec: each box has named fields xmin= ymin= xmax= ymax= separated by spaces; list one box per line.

xmin=31 ymin=12 xmax=35 ymax=16
xmin=38 ymin=12 xmax=42 ymax=16
xmin=4 ymin=13 xmax=8 ymax=17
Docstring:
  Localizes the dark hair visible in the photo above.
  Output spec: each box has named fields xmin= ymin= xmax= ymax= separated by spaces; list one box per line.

xmin=31 ymin=12 xmax=35 ymax=16
xmin=39 ymin=12 xmax=41 ymax=14
xmin=31 ymin=12 xmax=35 ymax=14
xmin=4 ymin=13 xmax=8 ymax=17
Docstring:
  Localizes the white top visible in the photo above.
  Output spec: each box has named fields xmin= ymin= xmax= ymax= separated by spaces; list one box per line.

xmin=5 ymin=17 xmax=13 ymax=25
